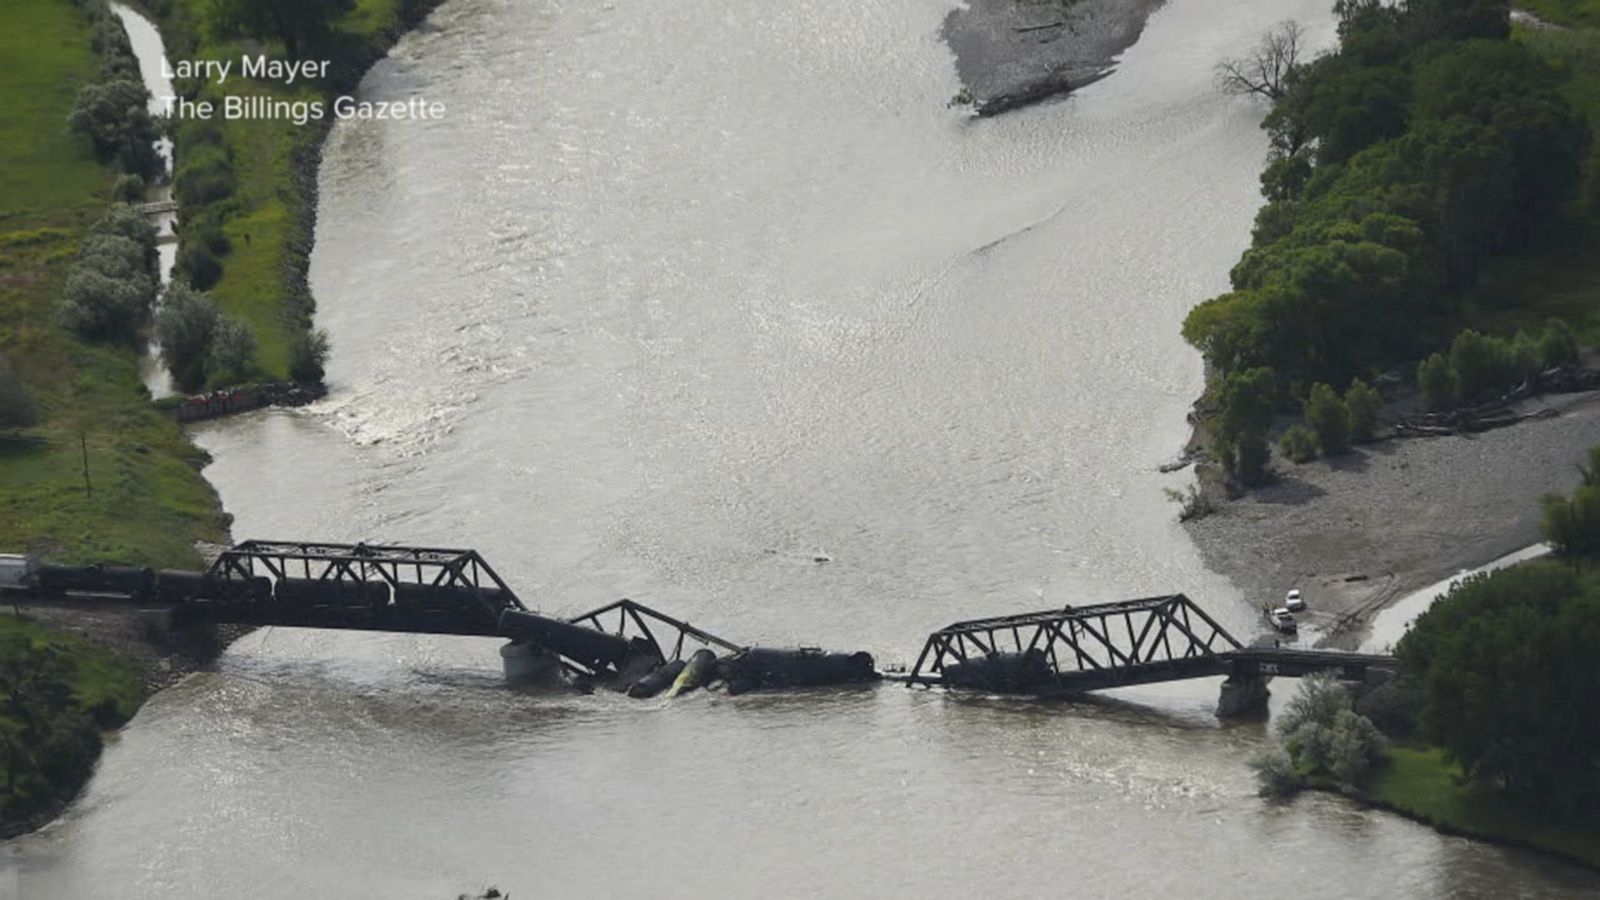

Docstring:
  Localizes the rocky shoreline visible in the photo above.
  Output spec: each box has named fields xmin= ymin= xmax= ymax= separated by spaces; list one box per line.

xmin=1183 ymin=389 xmax=1600 ymax=649
xmin=942 ymin=0 xmax=1166 ymax=115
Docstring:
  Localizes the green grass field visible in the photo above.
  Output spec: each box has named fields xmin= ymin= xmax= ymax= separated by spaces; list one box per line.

xmin=0 ymin=0 xmax=112 ymax=226
xmin=1367 ymin=747 xmax=1600 ymax=869
xmin=0 ymin=0 xmax=227 ymax=568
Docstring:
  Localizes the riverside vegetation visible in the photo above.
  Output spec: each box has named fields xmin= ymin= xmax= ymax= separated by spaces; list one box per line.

xmin=0 ymin=0 xmax=434 ymax=835
xmin=140 ymin=0 xmax=441 ymax=385
xmin=1186 ymin=0 xmax=1600 ymax=485
xmin=1253 ymin=446 xmax=1600 ymax=868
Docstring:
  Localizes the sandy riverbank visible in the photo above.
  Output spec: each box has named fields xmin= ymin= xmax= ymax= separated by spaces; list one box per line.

xmin=1184 ymin=390 xmax=1600 ymax=649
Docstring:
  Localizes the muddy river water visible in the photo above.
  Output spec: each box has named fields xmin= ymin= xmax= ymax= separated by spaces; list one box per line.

xmin=6 ymin=0 xmax=1598 ymax=895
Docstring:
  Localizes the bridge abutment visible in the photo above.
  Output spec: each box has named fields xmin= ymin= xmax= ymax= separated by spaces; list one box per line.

xmin=1216 ymin=673 xmax=1271 ymax=718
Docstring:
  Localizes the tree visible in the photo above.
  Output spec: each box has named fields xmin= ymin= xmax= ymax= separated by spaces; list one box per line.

xmin=1541 ymin=485 xmax=1600 ymax=558
xmin=215 ymin=0 xmax=355 ymax=60
xmin=206 ymin=316 xmax=257 ymax=385
xmin=1280 ymin=424 xmax=1319 ymax=463
xmin=1417 ymin=352 xmax=1457 ymax=410
xmin=66 ymin=80 xmax=161 ymax=178
xmin=1538 ymin=318 xmax=1580 ymax=368
xmin=1213 ymin=367 xmax=1277 ymax=484
xmin=1268 ymin=674 xmax=1387 ymax=792
xmin=156 ymin=285 xmax=222 ymax=391
xmin=56 ymin=269 xmax=154 ymax=338
xmin=1305 ymin=383 xmax=1351 ymax=453
xmin=0 ymin=355 xmax=39 ymax=430
xmin=288 ymin=328 xmax=330 ymax=385
xmin=1397 ymin=561 xmax=1600 ymax=811
xmin=1449 ymin=330 xmax=1518 ymax=399
xmin=1345 ymin=378 xmax=1381 ymax=441
xmin=1216 ymin=21 xmax=1306 ymax=102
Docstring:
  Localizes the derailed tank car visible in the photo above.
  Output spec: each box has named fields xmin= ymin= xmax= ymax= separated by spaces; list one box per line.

xmin=36 ymin=564 xmax=156 ymax=601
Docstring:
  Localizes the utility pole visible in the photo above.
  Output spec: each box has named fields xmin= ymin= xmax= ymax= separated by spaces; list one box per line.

xmin=80 ymin=431 xmax=92 ymax=498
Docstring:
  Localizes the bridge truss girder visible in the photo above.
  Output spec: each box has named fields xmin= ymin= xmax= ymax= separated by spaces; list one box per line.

xmin=909 ymin=593 xmax=1242 ymax=689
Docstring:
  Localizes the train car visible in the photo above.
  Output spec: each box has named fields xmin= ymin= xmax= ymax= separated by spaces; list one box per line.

xmin=0 ymin=554 xmax=38 ymax=594
xmin=273 ymin=577 xmax=391 ymax=609
xmin=392 ymin=583 xmax=512 ymax=612
xmin=35 ymin=564 xmax=156 ymax=601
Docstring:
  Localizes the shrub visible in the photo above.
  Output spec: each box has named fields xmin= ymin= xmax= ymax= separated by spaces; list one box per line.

xmin=1250 ymin=747 xmax=1303 ymax=798
xmin=1538 ymin=318 xmax=1580 ymax=368
xmin=66 ymin=80 xmax=161 ymax=178
xmin=56 ymin=269 xmax=154 ymax=337
xmin=1275 ymin=674 xmax=1387 ymax=791
xmin=205 ymin=316 xmax=256 ymax=385
xmin=1417 ymin=353 xmax=1457 ymax=410
xmin=1345 ymin=378 xmax=1381 ymax=441
xmin=1541 ymin=486 xmax=1600 ymax=558
xmin=112 ymin=173 xmax=146 ymax=203
xmin=1280 ymin=423 xmax=1319 ymax=463
xmin=1449 ymin=330 xmax=1518 ymax=400
xmin=155 ymin=285 xmax=221 ymax=391
xmin=1305 ymin=383 xmax=1351 ymax=454
xmin=179 ymin=241 xmax=223 ymax=290
xmin=288 ymin=328 xmax=330 ymax=385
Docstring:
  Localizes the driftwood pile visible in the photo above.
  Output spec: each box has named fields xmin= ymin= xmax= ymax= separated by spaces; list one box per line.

xmin=1394 ymin=365 xmax=1599 ymax=437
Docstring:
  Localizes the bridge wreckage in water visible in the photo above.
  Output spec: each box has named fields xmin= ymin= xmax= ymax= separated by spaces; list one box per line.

xmin=8 ymin=542 xmax=1395 ymax=713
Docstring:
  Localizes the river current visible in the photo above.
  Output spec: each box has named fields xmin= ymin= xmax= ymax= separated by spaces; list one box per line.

xmin=7 ymin=0 xmax=1599 ymax=896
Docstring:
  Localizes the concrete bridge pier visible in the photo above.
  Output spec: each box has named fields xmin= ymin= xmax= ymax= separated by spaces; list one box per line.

xmin=1216 ymin=673 xmax=1271 ymax=718
xmin=500 ymin=640 xmax=564 ymax=687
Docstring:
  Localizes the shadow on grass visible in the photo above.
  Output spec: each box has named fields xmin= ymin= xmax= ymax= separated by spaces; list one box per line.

xmin=0 ymin=433 xmax=50 ymax=458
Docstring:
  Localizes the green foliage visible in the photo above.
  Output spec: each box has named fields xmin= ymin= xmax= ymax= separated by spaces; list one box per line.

xmin=1305 ymin=382 xmax=1352 ymax=453
xmin=288 ymin=327 xmax=329 ymax=384
xmin=211 ymin=0 xmax=356 ymax=60
xmin=1397 ymin=560 xmax=1600 ymax=812
xmin=1538 ymin=317 xmax=1580 ymax=367
xmin=1270 ymin=674 xmax=1388 ymax=792
xmin=66 ymin=79 xmax=161 ymax=179
xmin=0 ymin=617 xmax=145 ymax=825
xmin=1212 ymin=367 xmax=1277 ymax=483
xmin=110 ymin=173 xmax=145 ymax=203
xmin=1448 ymin=329 xmax=1519 ymax=399
xmin=206 ymin=315 xmax=257 ymax=384
xmin=1345 ymin=378 xmax=1382 ymax=440
xmin=53 ymin=205 xmax=160 ymax=339
xmin=1541 ymin=485 xmax=1600 ymax=557
xmin=1418 ymin=352 xmax=1458 ymax=409
xmin=1280 ymin=423 xmax=1320 ymax=463
xmin=179 ymin=240 xmax=223 ymax=290
xmin=1250 ymin=746 xmax=1303 ymax=797
xmin=1184 ymin=0 xmax=1592 ymax=402
xmin=0 ymin=0 xmax=228 ymax=570
xmin=155 ymin=285 xmax=221 ymax=391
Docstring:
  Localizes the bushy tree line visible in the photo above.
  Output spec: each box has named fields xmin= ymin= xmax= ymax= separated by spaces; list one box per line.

xmin=1417 ymin=319 xmax=1580 ymax=409
xmin=0 ymin=634 xmax=106 ymax=822
xmin=1397 ymin=558 xmax=1600 ymax=814
xmin=55 ymin=205 xmax=159 ymax=339
xmin=65 ymin=0 xmax=162 ymax=182
xmin=155 ymin=285 xmax=259 ymax=390
xmin=1251 ymin=674 xmax=1388 ymax=797
xmin=1186 ymin=0 xmax=1590 ymax=407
